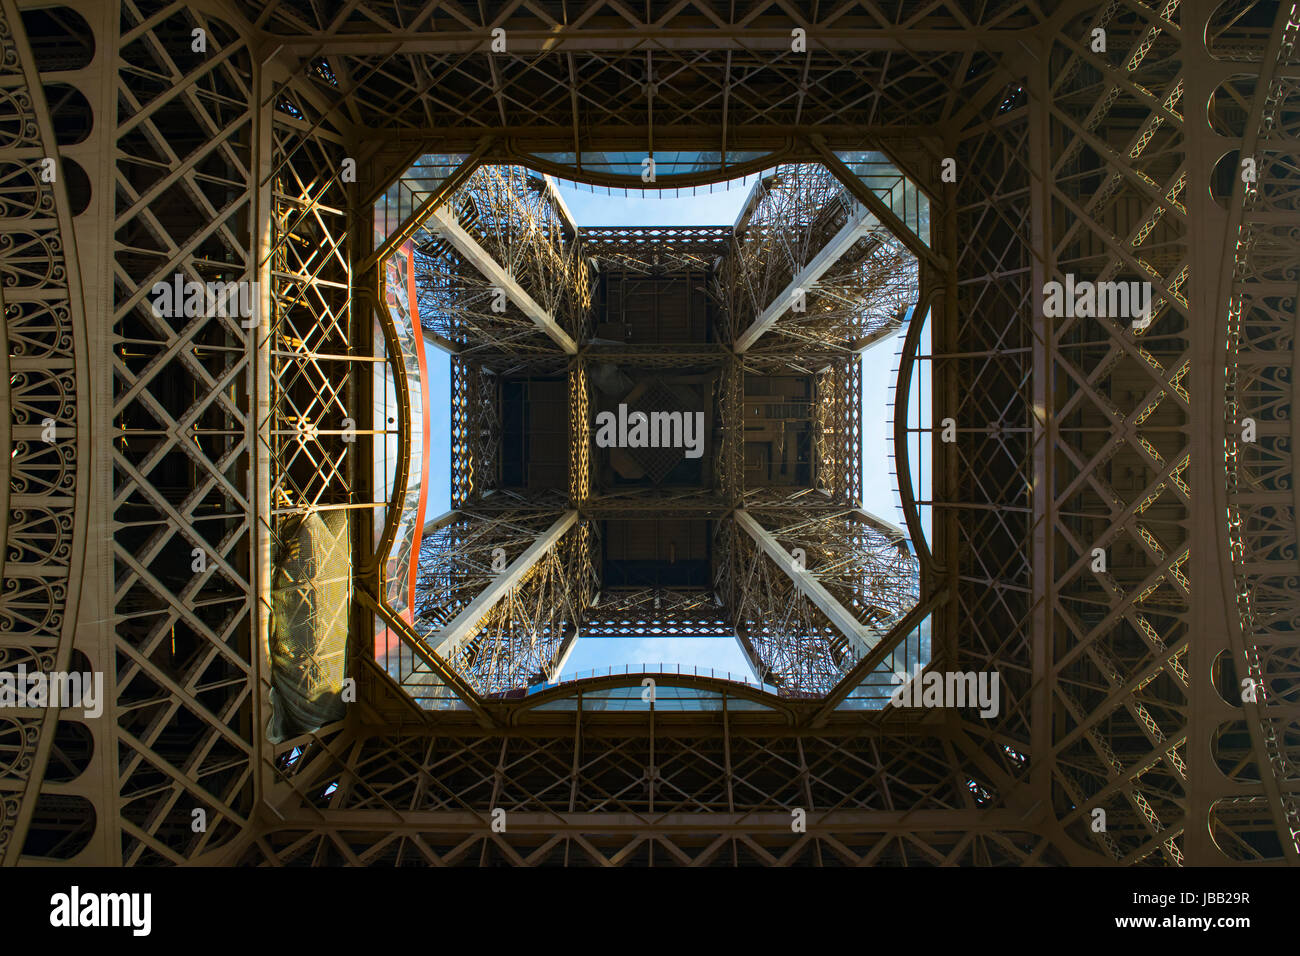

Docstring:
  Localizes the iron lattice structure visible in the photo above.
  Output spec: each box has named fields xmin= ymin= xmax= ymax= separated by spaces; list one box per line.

xmin=723 ymin=162 xmax=916 ymax=362
xmin=0 ymin=0 xmax=1293 ymax=869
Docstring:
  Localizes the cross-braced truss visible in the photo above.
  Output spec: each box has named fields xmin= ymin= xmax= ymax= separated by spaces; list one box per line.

xmin=410 ymin=500 xmax=597 ymax=695
xmin=579 ymin=225 xmax=730 ymax=276
xmin=715 ymin=496 xmax=920 ymax=694
xmin=582 ymin=588 xmax=733 ymax=641
xmin=407 ymin=164 xmax=591 ymax=365
xmin=0 ymin=0 xmax=87 ymax=862
xmin=243 ymin=720 xmax=1063 ymax=866
xmin=717 ymin=517 xmax=859 ymax=693
xmin=1 ymin=0 xmax=1295 ymax=868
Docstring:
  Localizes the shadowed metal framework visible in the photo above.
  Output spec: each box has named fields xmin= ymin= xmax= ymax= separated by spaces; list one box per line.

xmin=0 ymin=0 xmax=1296 ymax=868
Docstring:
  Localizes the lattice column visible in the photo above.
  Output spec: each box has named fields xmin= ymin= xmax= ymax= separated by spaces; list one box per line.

xmin=104 ymin=3 xmax=262 ymax=864
xmin=1048 ymin=2 xmax=1197 ymax=863
xmin=449 ymin=357 xmax=500 ymax=507
xmin=812 ymin=358 xmax=863 ymax=504
xmin=568 ymin=359 xmax=589 ymax=505
xmin=710 ymin=355 xmax=742 ymax=508
xmin=941 ymin=54 xmax=1038 ymax=837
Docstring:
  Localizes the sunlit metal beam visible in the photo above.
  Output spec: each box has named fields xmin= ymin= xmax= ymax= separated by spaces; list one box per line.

xmin=430 ymin=510 xmax=579 ymax=659
xmin=733 ymin=201 xmax=879 ymax=353
xmin=429 ymin=205 xmax=579 ymax=354
xmin=734 ymin=509 xmax=878 ymax=654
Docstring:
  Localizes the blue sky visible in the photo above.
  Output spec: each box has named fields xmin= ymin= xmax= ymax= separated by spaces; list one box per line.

xmin=860 ymin=328 xmax=906 ymax=527
xmin=554 ymin=178 xmax=757 ymax=227
xmin=423 ymin=339 xmax=452 ymax=517
xmin=560 ymin=637 xmax=758 ymax=683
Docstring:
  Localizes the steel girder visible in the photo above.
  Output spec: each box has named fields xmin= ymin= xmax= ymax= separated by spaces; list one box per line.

xmin=239 ymin=718 xmax=1065 ymax=866
xmin=0 ymin=0 xmax=1294 ymax=868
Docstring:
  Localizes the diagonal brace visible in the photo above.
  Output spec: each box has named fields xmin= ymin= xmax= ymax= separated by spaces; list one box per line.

xmin=429 ymin=205 xmax=579 ymax=354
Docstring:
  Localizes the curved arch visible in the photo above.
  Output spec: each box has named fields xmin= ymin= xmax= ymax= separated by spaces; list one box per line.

xmin=1206 ymin=0 xmax=1283 ymax=61
xmin=0 ymin=4 xmax=89 ymax=864
xmin=511 ymin=671 xmax=796 ymax=723
xmin=891 ymin=280 xmax=940 ymax=574
xmin=371 ymin=270 xmax=415 ymax=598
xmin=503 ymin=141 xmax=797 ymax=192
xmin=1218 ymin=1 xmax=1300 ymax=861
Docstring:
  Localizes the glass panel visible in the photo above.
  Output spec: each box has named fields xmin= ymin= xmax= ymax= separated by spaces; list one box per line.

xmin=833 ymin=150 xmax=931 ymax=247
xmin=373 ymin=153 xmax=468 ymax=246
xmin=836 ymin=610 xmax=933 ymax=710
xmin=528 ymin=149 xmax=776 ymax=182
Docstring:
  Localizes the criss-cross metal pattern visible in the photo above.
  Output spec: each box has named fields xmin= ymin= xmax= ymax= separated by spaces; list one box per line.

xmin=0 ymin=0 xmax=1294 ymax=868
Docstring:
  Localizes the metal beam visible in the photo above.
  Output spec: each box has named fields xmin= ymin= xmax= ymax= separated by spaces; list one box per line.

xmin=422 ymin=509 xmax=458 ymax=538
xmin=359 ymin=589 xmax=492 ymax=726
xmin=734 ymin=509 xmax=878 ymax=653
xmin=811 ymin=137 xmax=948 ymax=273
xmin=431 ymin=510 xmax=578 ymax=657
xmin=274 ymin=31 xmax=1026 ymax=57
xmin=734 ymin=201 xmax=878 ymax=352
xmin=363 ymin=137 xmax=490 ymax=271
xmin=266 ymin=808 xmax=1033 ymax=832
xmin=809 ymin=587 xmax=950 ymax=725
xmin=851 ymin=507 xmax=909 ymax=542
xmin=429 ymin=205 xmax=579 ymax=354
xmin=544 ymin=174 xmax=579 ymax=236
xmin=546 ymin=630 xmax=580 ymax=682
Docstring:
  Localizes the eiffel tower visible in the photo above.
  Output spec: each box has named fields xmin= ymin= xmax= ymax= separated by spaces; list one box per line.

xmin=1 ymin=0 xmax=1296 ymax=868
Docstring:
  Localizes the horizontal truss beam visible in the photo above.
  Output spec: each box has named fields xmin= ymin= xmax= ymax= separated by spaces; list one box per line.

xmin=266 ymin=809 xmax=1032 ymax=832
xmin=272 ymin=32 xmax=1029 ymax=57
